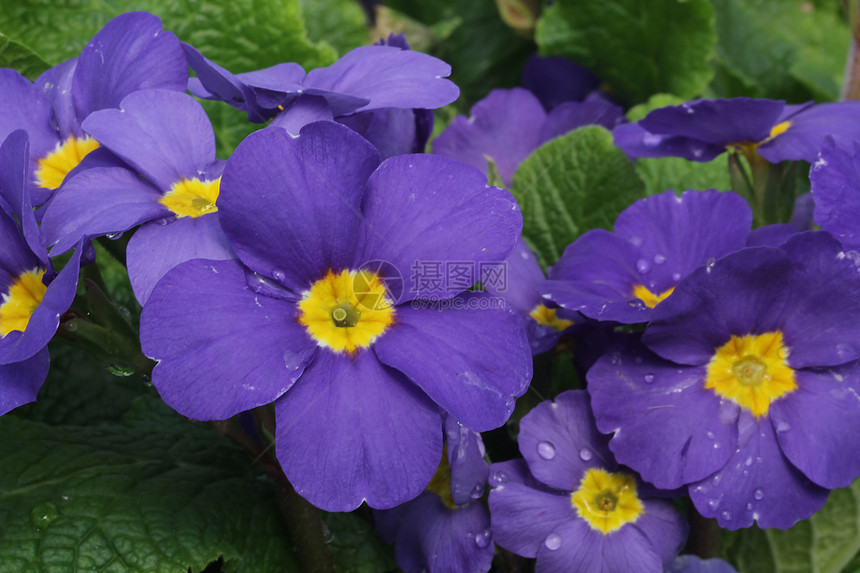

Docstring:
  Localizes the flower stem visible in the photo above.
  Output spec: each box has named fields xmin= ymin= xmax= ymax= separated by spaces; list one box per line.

xmin=842 ymin=0 xmax=860 ymax=100
xmin=687 ymin=501 xmax=721 ymax=559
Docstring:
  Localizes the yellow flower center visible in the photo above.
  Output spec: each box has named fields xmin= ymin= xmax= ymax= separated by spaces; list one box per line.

xmin=728 ymin=120 xmax=792 ymax=162
xmin=0 ymin=268 xmax=47 ymax=336
xmin=35 ymin=136 xmax=100 ymax=190
xmin=426 ymin=448 xmax=458 ymax=510
xmin=705 ymin=331 xmax=796 ymax=418
xmin=571 ymin=468 xmax=643 ymax=534
xmin=159 ymin=178 xmax=221 ymax=218
xmin=529 ymin=304 xmax=573 ymax=331
xmin=631 ymin=284 xmax=675 ymax=308
xmin=298 ymin=269 xmax=395 ymax=355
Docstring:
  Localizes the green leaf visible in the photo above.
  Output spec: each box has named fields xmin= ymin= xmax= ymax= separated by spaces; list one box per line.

xmin=724 ymin=478 xmax=860 ymax=573
xmin=0 ymin=32 xmax=50 ymax=80
xmin=510 ymin=125 xmax=647 ymax=267
xmin=11 ymin=341 xmax=148 ymax=427
xmin=0 ymin=416 xmax=299 ymax=573
xmin=636 ymin=156 xmax=733 ymax=197
xmin=0 ymin=0 xmax=335 ymax=72
xmin=535 ymin=0 xmax=716 ymax=106
xmin=300 ymin=0 xmax=369 ymax=57
xmin=709 ymin=0 xmax=849 ymax=102
xmin=322 ymin=511 xmax=396 ymax=573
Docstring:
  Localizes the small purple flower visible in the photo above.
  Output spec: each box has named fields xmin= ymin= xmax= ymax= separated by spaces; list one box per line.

xmin=0 ymin=131 xmax=82 ymax=415
xmin=0 ymin=12 xmax=186 ymax=206
xmin=669 ymin=555 xmax=738 ymax=573
xmin=588 ymin=231 xmax=860 ymax=529
xmin=521 ymin=54 xmax=602 ymax=111
xmin=375 ymin=416 xmax=493 ymax=573
xmin=543 ymin=189 xmax=752 ymax=324
xmin=40 ymin=89 xmax=232 ymax=304
xmin=140 ymin=121 xmax=531 ymax=511
xmin=434 ymin=87 xmax=625 ymax=187
xmin=614 ymin=97 xmax=860 ymax=164
xmin=489 ymin=390 xmax=687 ymax=573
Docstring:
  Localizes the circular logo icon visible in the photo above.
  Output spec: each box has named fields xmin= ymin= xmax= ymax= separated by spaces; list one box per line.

xmin=354 ymin=260 xmax=404 ymax=311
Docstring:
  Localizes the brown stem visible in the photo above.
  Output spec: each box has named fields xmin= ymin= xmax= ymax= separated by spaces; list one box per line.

xmin=842 ymin=1 xmax=860 ymax=100
xmin=687 ymin=502 xmax=721 ymax=559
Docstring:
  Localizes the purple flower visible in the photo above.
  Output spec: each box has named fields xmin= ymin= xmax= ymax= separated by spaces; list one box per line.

xmin=489 ymin=390 xmax=687 ymax=573
xmin=139 ymin=121 xmax=531 ymax=511
xmin=375 ymin=416 xmax=493 ymax=573
xmin=0 ymin=131 xmax=82 ymax=415
xmin=0 ymin=12 xmax=186 ymax=206
xmin=543 ymin=189 xmax=752 ymax=324
xmin=185 ymin=41 xmax=456 ymax=158
xmin=40 ymin=89 xmax=232 ymax=304
xmin=433 ymin=88 xmax=625 ymax=187
xmin=669 ymin=555 xmax=738 ymax=573
xmin=614 ymin=98 xmax=860 ymax=164
xmin=587 ymin=231 xmax=860 ymax=529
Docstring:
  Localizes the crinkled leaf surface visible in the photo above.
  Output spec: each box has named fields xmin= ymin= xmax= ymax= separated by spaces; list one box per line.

xmin=0 ymin=32 xmax=50 ymax=80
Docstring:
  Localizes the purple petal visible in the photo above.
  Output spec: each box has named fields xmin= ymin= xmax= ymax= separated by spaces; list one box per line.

xmin=445 ymin=416 xmax=490 ymax=506
xmin=810 ymin=138 xmax=860 ymax=251
xmin=640 ymin=98 xmax=784 ymax=146
xmin=269 ymin=95 xmax=335 ymax=135
xmin=518 ymin=390 xmax=615 ymax=491
xmin=0 ymin=130 xmax=45 ymax=261
xmin=274 ymin=349 xmax=442 ymax=511
xmin=745 ymin=224 xmax=800 ymax=247
xmin=357 ymin=154 xmax=522 ymax=301
xmin=534 ymin=518 xmax=604 ymax=573
xmin=338 ymin=108 xmax=426 ymax=160
xmin=72 ymin=12 xmax=186 ymax=120
xmin=688 ymin=415 xmax=828 ymax=530
xmin=35 ymin=59 xmax=79 ymax=139
xmin=140 ymin=258 xmax=316 ymax=420
xmin=770 ymin=364 xmax=860 ymax=489
xmin=631 ymin=499 xmax=689 ymax=572
xmin=303 ymin=45 xmax=459 ymax=114
xmin=433 ymin=88 xmax=547 ymax=187
xmin=587 ymin=338 xmax=736 ymax=490
xmin=759 ymin=102 xmax=860 ymax=163
xmin=483 ymin=237 xmax=545 ymax=315
xmin=219 ymin=122 xmax=379 ymax=293
xmin=488 ymin=459 xmax=577 ymax=559
xmin=0 ymin=348 xmax=49 ymax=415
xmin=392 ymin=493 xmax=493 ymax=573
xmin=613 ymin=122 xmax=725 ymax=162
xmin=0 ymin=246 xmax=82 ymax=364
xmin=537 ymin=100 xmax=626 ymax=143
xmin=41 ymin=166 xmax=167 ymax=256
xmin=0 ymin=210 xmax=41 ymax=290
xmin=374 ymin=293 xmax=531 ymax=432
xmin=82 ymin=90 xmax=216 ymax=191
xmin=0 ymin=69 xmax=58 ymax=162
xmin=127 ymin=214 xmax=235 ymax=305
xmin=777 ymin=231 xmax=860 ymax=368
xmin=644 ymin=247 xmax=791 ymax=366
xmin=521 ymin=55 xmax=601 ymax=110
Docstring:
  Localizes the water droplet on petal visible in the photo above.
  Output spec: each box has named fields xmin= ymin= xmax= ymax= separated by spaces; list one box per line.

xmin=579 ymin=448 xmax=593 ymax=461
xmin=746 ymin=503 xmax=753 ymax=510
xmin=671 ymin=272 xmax=682 ymax=282
xmin=537 ymin=441 xmax=556 ymax=460
xmin=644 ymin=373 xmax=655 ymax=384
xmin=654 ymin=254 xmax=666 ymax=264
xmin=636 ymin=258 xmax=651 ymax=274
xmin=717 ymin=400 xmax=740 ymax=426
xmin=707 ymin=498 xmax=720 ymax=511
xmin=753 ymin=488 xmax=764 ymax=500
xmin=491 ymin=471 xmax=508 ymax=484
xmin=474 ymin=529 xmax=491 ymax=548
xmin=776 ymin=421 xmax=791 ymax=433
xmin=470 ymin=483 xmax=484 ymax=499
xmin=30 ymin=502 xmax=59 ymax=530
xmin=705 ymin=431 xmax=715 ymax=440
xmin=744 ymin=456 xmax=753 ymax=467
xmin=272 ymin=268 xmax=287 ymax=282
xmin=711 ymin=474 xmax=722 ymax=487
xmin=544 ymin=533 xmax=562 ymax=551
xmin=721 ymin=510 xmax=733 ymax=521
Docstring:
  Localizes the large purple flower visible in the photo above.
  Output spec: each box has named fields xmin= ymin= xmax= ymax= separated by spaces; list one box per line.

xmin=543 ymin=189 xmax=752 ymax=324
xmin=375 ymin=416 xmax=493 ymax=573
xmin=139 ymin=121 xmax=531 ymax=511
xmin=433 ymin=87 xmax=624 ymax=187
xmin=0 ymin=131 xmax=82 ymax=415
xmin=0 ymin=12 xmax=186 ymax=206
xmin=40 ymin=89 xmax=232 ymax=304
xmin=185 ymin=40 xmax=456 ymax=158
xmin=614 ymin=98 xmax=860 ymax=164
xmin=588 ymin=231 xmax=860 ymax=529
xmin=489 ymin=390 xmax=687 ymax=573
